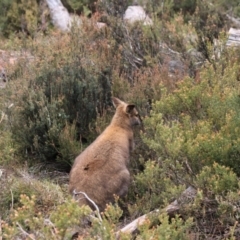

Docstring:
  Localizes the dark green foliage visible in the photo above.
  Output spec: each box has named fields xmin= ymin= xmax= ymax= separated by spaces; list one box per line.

xmin=196 ymin=163 xmax=238 ymax=196
xmin=211 ymin=0 xmax=240 ymax=18
xmin=2 ymin=194 xmax=91 ymax=239
xmin=0 ymin=0 xmax=14 ymax=36
xmin=6 ymin=24 xmax=113 ymax=169
xmin=2 ymin=0 xmax=40 ymax=37
xmin=192 ymin=0 xmax=227 ymax=62
xmin=144 ymin=0 xmax=196 ymax=23
xmin=135 ymin=48 xmax=240 ymax=237
xmin=127 ymin=159 xmax=185 ymax=215
xmin=143 ymin=56 xmax=240 ymax=175
xmin=100 ymin=0 xmax=132 ymax=17
xmin=12 ymin=62 xmax=112 ymax=168
xmin=62 ymin=0 xmax=96 ymax=16
xmin=0 ymin=0 xmax=97 ymax=37
xmin=165 ymin=0 xmax=197 ymax=20
xmin=172 ymin=0 xmax=197 ymax=14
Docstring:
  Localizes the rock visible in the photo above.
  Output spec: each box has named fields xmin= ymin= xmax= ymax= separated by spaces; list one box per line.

xmin=123 ymin=6 xmax=153 ymax=26
xmin=0 ymin=64 xmax=8 ymax=89
xmin=168 ymin=60 xmax=185 ymax=77
xmin=227 ymin=28 xmax=240 ymax=47
xmin=46 ymin=0 xmax=82 ymax=31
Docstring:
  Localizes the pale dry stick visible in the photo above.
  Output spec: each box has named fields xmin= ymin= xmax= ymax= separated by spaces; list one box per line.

xmin=116 ymin=186 xmax=197 ymax=238
xmin=0 ymin=111 xmax=5 ymax=124
xmin=44 ymin=218 xmax=58 ymax=238
xmin=73 ymin=190 xmax=103 ymax=222
xmin=116 ymin=210 xmax=157 ymax=239
xmin=16 ymin=222 xmax=36 ymax=240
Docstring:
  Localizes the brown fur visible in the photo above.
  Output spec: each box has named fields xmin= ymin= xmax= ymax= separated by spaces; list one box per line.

xmin=69 ymin=97 xmax=141 ymax=211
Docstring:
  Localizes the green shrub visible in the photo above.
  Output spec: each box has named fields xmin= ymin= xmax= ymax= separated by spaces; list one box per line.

xmin=211 ymin=0 xmax=240 ymax=18
xmin=63 ymin=0 xmax=96 ymax=16
xmin=196 ymin=163 xmax=238 ymax=196
xmin=7 ymin=27 xmax=112 ymax=169
xmin=2 ymin=0 xmax=39 ymax=37
xmin=139 ymin=213 xmax=193 ymax=240
xmin=185 ymin=163 xmax=240 ymax=238
xmin=1 ymin=191 xmax=194 ymax=239
xmin=127 ymin=159 xmax=186 ymax=215
xmin=0 ymin=170 xmax=66 ymax=219
xmin=138 ymin=48 xmax=240 ymax=238
xmin=2 ymin=194 xmax=91 ymax=239
xmin=13 ymin=62 xmax=111 ymax=167
xmin=0 ymin=130 xmax=17 ymax=166
xmin=0 ymin=0 xmax=13 ymax=36
xmin=143 ymin=51 xmax=240 ymax=175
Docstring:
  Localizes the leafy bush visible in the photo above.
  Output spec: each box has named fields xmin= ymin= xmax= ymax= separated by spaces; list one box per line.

xmin=127 ymin=159 xmax=185 ymax=215
xmin=143 ymin=50 xmax=240 ymax=175
xmin=0 ymin=0 xmax=13 ymax=36
xmin=0 ymin=169 xmax=66 ymax=219
xmin=63 ymin=0 xmax=96 ymax=16
xmin=139 ymin=213 xmax=193 ymax=240
xmin=5 ymin=27 xmax=112 ymax=169
xmin=0 ymin=130 xmax=17 ymax=166
xmin=189 ymin=163 xmax=239 ymax=238
xmin=2 ymin=0 xmax=40 ymax=37
xmin=196 ymin=163 xmax=238 ymax=196
xmin=0 ymin=0 xmax=102 ymax=37
xmin=13 ymin=62 xmax=111 ymax=167
xmin=4 ymin=9 xmax=177 ymax=169
xmin=137 ymin=47 xmax=240 ymax=238
xmin=1 ymin=187 xmax=195 ymax=239
xmin=211 ymin=0 xmax=240 ymax=18
xmin=0 ymin=92 xmax=18 ymax=166
xmin=2 ymin=194 xmax=91 ymax=239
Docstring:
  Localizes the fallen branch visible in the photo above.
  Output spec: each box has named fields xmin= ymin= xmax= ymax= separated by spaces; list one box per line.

xmin=16 ymin=222 xmax=36 ymax=240
xmin=116 ymin=186 xmax=197 ymax=238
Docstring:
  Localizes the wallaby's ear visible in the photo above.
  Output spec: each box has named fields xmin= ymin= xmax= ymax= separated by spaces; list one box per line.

xmin=112 ymin=97 xmax=123 ymax=108
xmin=126 ymin=104 xmax=135 ymax=114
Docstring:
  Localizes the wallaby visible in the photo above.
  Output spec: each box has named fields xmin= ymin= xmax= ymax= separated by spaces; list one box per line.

xmin=69 ymin=97 xmax=141 ymax=212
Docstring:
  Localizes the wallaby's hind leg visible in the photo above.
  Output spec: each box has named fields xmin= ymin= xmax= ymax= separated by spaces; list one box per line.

xmin=114 ymin=169 xmax=130 ymax=197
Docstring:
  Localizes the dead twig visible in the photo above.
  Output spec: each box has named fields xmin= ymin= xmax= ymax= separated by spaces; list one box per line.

xmin=16 ymin=222 xmax=36 ymax=240
xmin=44 ymin=218 xmax=58 ymax=237
xmin=73 ymin=190 xmax=103 ymax=222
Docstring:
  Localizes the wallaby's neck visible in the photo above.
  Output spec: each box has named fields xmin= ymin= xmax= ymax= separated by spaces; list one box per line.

xmin=110 ymin=114 xmax=132 ymax=131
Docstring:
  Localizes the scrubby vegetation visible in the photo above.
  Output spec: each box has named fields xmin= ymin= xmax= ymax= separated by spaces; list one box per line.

xmin=1 ymin=0 xmax=240 ymax=239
